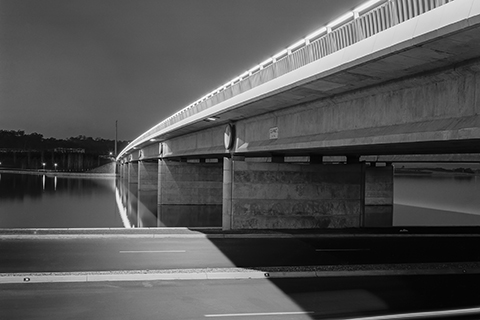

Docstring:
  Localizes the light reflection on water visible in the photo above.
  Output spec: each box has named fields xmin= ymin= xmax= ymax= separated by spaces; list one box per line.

xmin=0 ymin=172 xmax=479 ymax=228
xmin=0 ymin=172 xmax=123 ymax=228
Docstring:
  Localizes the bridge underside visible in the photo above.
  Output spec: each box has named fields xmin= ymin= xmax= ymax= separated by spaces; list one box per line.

xmin=152 ymin=55 xmax=480 ymax=161
xmin=146 ymin=12 xmax=480 ymax=154
xmin=118 ymin=3 xmax=480 ymax=230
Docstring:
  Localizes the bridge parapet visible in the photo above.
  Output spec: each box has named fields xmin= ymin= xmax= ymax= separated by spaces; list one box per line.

xmin=119 ymin=0 xmax=457 ymax=159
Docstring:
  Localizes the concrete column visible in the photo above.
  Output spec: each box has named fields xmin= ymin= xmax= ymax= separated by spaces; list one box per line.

xmin=158 ymin=159 xmax=223 ymax=227
xmin=119 ymin=163 xmax=125 ymax=180
xmin=128 ymin=162 xmax=138 ymax=187
xmin=127 ymin=162 xmax=139 ymax=226
xmin=137 ymin=161 xmax=159 ymax=227
xmin=363 ymin=164 xmax=394 ymax=227
xmin=222 ymin=157 xmax=233 ymax=230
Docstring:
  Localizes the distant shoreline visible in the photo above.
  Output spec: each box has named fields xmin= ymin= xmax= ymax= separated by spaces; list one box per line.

xmin=0 ymin=169 xmax=117 ymax=178
xmin=394 ymin=167 xmax=480 ymax=176
xmin=2 ymin=165 xmax=478 ymax=178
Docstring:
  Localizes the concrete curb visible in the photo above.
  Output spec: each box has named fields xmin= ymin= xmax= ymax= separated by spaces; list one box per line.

xmin=1 ymin=226 xmax=480 ymax=240
xmin=2 ymin=263 xmax=479 ymax=284
xmin=1 ymin=233 xmax=479 ymax=239
xmin=1 ymin=227 xmax=479 ymax=239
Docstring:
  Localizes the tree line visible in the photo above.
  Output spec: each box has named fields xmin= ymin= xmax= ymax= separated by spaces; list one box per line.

xmin=0 ymin=130 xmax=129 ymax=155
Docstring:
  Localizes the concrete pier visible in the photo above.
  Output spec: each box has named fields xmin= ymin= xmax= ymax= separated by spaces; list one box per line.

xmin=157 ymin=159 xmax=223 ymax=227
xmin=221 ymin=160 xmax=393 ymax=230
xmin=137 ymin=161 xmax=159 ymax=227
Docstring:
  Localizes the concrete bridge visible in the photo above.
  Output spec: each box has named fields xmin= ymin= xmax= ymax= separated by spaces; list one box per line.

xmin=116 ymin=0 xmax=480 ymax=230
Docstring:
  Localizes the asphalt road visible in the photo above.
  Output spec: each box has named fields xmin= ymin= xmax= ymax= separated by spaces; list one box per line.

xmin=1 ymin=236 xmax=479 ymax=273
xmin=1 ymin=275 xmax=480 ymax=320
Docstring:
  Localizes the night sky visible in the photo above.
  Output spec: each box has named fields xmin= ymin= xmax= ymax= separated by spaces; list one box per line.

xmin=1 ymin=0 xmax=365 ymax=141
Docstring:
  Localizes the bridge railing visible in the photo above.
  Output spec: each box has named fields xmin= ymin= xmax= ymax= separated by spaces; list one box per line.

xmin=120 ymin=0 xmax=454 ymax=159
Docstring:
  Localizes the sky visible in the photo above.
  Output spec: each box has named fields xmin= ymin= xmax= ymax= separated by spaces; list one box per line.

xmin=1 ymin=0 xmax=366 ymax=141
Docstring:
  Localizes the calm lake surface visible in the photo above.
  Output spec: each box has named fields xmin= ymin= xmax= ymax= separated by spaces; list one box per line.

xmin=0 ymin=171 xmax=479 ymax=228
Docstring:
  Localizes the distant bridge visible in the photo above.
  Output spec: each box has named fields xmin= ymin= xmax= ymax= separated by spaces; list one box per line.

xmin=116 ymin=0 xmax=480 ymax=230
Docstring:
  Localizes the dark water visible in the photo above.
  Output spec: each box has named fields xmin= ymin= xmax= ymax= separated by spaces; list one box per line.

xmin=0 ymin=173 xmax=123 ymax=228
xmin=0 ymin=172 xmax=479 ymax=228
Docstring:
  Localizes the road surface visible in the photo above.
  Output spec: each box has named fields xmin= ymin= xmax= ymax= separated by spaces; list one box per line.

xmin=1 ymin=236 xmax=479 ymax=273
xmin=1 ymin=275 xmax=480 ymax=320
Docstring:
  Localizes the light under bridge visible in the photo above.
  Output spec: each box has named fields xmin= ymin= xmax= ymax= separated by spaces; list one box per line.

xmin=116 ymin=0 xmax=480 ymax=230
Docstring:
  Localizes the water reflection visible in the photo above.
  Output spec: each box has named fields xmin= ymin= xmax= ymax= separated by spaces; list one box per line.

xmin=115 ymin=179 xmax=159 ymax=228
xmin=1 ymin=171 xmax=479 ymax=228
xmin=0 ymin=172 xmax=122 ymax=228
xmin=114 ymin=182 xmax=132 ymax=228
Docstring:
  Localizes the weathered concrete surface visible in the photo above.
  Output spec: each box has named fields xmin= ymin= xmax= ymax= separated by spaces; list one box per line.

xmin=224 ymin=161 xmax=395 ymax=230
xmin=222 ymin=157 xmax=233 ymax=230
xmin=234 ymin=60 xmax=480 ymax=156
xmin=140 ymin=143 xmax=161 ymax=160
xmin=137 ymin=161 xmax=158 ymax=227
xmin=230 ymin=161 xmax=363 ymax=229
xmin=162 ymin=125 xmax=226 ymax=158
xmin=158 ymin=160 xmax=223 ymax=227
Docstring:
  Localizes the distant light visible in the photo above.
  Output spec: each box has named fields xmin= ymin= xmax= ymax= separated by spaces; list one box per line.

xmin=354 ymin=0 xmax=383 ymax=14
xmin=149 ymin=138 xmax=157 ymax=142
xmin=231 ymin=76 xmax=240 ymax=84
xmin=273 ymin=49 xmax=288 ymax=60
xmin=260 ymin=57 xmax=273 ymax=67
xmin=239 ymin=71 xmax=249 ymax=79
xmin=306 ymin=27 xmax=327 ymax=41
xmin=327 ymin=11 xmax=354 ymax=29
xmin=288 ymin=39 xmax=306 ymax=52
xmin=248 ymin=65 xmax=260 ymax=74
xmin=205 ymin=116 xmax=219 ymax=122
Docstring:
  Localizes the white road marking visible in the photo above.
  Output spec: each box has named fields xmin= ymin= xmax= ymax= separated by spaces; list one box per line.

xmin=119 ymin=250 xmax=186 ymax=253
xmin=316 ymin=248 xmax=370 ymax=252
xmin=343 ymin=307 xmax=480 ymax=320
xmin=205 ymin=311 xmax=314 ymax=317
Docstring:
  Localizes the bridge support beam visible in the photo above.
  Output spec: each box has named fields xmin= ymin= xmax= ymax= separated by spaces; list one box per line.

xmin=137 ymin=160 xmax=159 ymax=227
xmin=158 ymin=159 xmax=223 ymax=227
xmin=222 ymin=159 xmax=393 ymax=230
